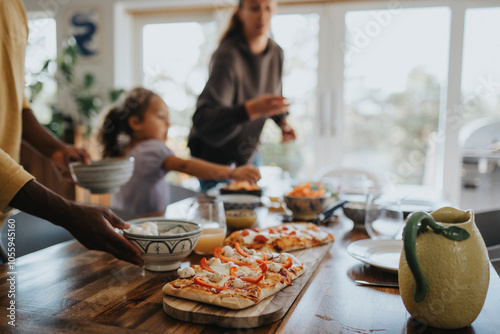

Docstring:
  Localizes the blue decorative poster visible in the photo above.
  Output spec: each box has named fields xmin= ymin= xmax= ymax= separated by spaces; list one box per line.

xmin=65 ymin=6 xmax=101 ymax=59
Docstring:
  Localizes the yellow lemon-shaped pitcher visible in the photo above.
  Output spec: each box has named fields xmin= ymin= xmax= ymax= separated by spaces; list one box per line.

xmin=399 ymin=207 xmax=490 ymax=329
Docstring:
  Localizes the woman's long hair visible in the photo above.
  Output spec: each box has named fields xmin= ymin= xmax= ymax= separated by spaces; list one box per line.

xmin=219 ymin=0 xmax=244 ymax=43
xmin=99 ymin=87 xmax=156 ymax=157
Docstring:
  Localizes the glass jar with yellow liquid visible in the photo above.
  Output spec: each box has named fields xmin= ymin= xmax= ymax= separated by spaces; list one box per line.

xmin=186 ymin=197 xmax=227 ymax=255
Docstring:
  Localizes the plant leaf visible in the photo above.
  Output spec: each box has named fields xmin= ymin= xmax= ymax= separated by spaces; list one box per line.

xmin=83 ymin=73 xmax=94 ymax=89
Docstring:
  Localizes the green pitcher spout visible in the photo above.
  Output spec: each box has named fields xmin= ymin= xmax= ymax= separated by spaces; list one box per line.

xmin=403 ymin=209 xmax=471 ymax=303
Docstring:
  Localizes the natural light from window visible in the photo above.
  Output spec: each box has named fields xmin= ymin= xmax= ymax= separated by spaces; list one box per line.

xmin=25 ymin=17 xmax=57 ymax=124
xmin=142 ymin=21 xmax=217 ymax=159
xmin=343 ymin=7 xmax=451 ymax=185
xmin=461 ymin=7 xmax=500 ymax=124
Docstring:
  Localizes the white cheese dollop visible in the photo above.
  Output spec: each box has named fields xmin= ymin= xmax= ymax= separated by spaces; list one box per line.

xmin=209 ymin=272 xmax=224 ymax=283
xmin=264 ymin=252 xmax=274 ymax=260
xmin=224 ymin=261 xmax=236 ymax=269
xmin=223 ymin=246 xmax=234 ymax=257
xmin=268 ymin=262 xmax=281 ymax=273
xmin=275 ymin=254 xmax=289 ymax=264
xmin=232 ymin=278 xmax=245 ymax=288
xmin=208 ymin=258 xmax=222 ymax=266
xmin=239 ymin=266 xmax=259 ymax=278
xmin=246 ymin=249 xmax=257 ymax=255
xmin=177 ymin=266 xmax=195 ymax=278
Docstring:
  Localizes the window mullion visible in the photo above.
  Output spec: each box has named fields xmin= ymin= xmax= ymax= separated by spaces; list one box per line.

xmin=440 ymin=1 xmax=467 ymax=204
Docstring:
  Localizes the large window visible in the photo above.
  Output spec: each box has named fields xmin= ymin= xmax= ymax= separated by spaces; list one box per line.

xmin=343 ymin=7 xmax=451 ymax=185
xmin=129 ymin=1 xmax=500 ymax=203
xmin=24 ymin=17 xmax=57 ymax=124
xmin=142 ymin=19 xmax=218 ymax=158
xmin=461 ymin=7 xmax=500 ymax=124
xmin=261 ymin=13 xmax=319 ymax=180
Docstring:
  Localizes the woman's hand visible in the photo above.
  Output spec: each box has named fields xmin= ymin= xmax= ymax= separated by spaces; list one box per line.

xmin=231 ymin=165 xmax=261 ymax=183
xmin=59 ymin=203 xmax=144 ymax=266
xmin=9 ymin=180 xmax=144 ymax=267
xmin=245 ymin=95 xmax=289 ymax=120
xmin=51 ymin=146 xmax=92 ymax=181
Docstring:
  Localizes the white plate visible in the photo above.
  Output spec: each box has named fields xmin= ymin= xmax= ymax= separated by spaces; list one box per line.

xmin=346 ymin=239 xmax=403 ymax=274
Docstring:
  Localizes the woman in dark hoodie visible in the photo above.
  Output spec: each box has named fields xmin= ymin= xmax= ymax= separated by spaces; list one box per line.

xmin=188 ymin=0 xmax=295 ymax=191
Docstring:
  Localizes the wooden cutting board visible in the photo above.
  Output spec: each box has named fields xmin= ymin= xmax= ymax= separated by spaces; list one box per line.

xmin=163 ymin=242 xmax=333 ymax=328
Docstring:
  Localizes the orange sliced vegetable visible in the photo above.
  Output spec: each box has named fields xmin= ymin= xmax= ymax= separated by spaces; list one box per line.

xmin=255 ymin=253 xmax=267 ymax=264
xmin=259 ymin=263 xmax=268 ymax=273
xmin=200 ymin=257 xmax=215 ymax=273
xmin=229 ymin=266 xmax=239 ymax=277
xmin=283 ymin=257 xmax=293 ymax=269
xmin=194 ymin=276 xmax=226 ymax=290
xmin=234 ymin=242 xmax=248 ymax=257
xmin=213 ymin=247 xmax=251 ymax=266
xmin=241 ymin=274 xmax=265 ymax=284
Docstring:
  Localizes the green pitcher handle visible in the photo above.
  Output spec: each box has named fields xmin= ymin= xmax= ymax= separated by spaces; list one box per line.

xmin=403 ymin=211 xmax=471 ymax=303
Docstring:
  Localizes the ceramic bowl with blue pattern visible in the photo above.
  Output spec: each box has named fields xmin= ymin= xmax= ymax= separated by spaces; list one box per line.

xmin=69 ymin=157 xmax=134 ymax=194
xmin=283 ymin=195 xmax=329 ymax=221
xmin=123 ymin=218 xmax=202 ymax=272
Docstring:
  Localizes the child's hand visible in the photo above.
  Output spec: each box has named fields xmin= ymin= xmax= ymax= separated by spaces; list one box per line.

xmin=231 ymin=165 xmax=261 ymax=183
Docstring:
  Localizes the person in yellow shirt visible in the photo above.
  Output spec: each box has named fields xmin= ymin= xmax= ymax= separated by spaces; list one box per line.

xmin=0 ymin=0 xmax=143 ymax=266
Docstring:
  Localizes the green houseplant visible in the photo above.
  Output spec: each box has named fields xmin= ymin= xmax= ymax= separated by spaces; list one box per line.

xmin=27 ymin=37 xmax=124 ymax=139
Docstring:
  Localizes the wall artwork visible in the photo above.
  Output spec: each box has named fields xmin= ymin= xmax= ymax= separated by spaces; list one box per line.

xmin=65 ymin=6 xmax=102 ymax=60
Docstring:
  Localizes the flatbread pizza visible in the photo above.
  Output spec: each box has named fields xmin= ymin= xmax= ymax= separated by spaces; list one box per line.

xmin=224 ymin=222 xmax=334 ymax=253
xmin=163 ymin=244 xmax=306 ymax=309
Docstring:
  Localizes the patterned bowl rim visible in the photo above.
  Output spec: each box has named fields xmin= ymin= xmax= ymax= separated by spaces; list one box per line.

xmin=70 ymin=156 xmax=135 ymax=169
xmin=123 ymin=218 xmax=202 ymax=239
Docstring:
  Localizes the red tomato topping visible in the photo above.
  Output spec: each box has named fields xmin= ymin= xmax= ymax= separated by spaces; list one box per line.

xmin=259 ymin=262 xmax=268 ymax=273
xmin=288 ymin=231 xmax=297 ymax=236
xmin=242 ymin=229 xmax=250 ymax=236
xmin=254 ymin=235 xmax=269 ymax=243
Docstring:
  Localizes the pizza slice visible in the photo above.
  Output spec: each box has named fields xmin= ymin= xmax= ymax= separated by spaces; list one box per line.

xmin=162 ymin=244 xmax=306 ymax=309
xmin=224 ymin=222 xmax=335 ymax=253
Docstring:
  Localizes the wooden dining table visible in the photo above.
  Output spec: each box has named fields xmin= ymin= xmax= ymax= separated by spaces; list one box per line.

xmin=1 ymin=198 xmax=499 ymax=333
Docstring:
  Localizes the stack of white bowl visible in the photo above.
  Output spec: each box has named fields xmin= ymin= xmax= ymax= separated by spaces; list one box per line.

xmin=69 ymin=157 xmax=135 ymax=194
